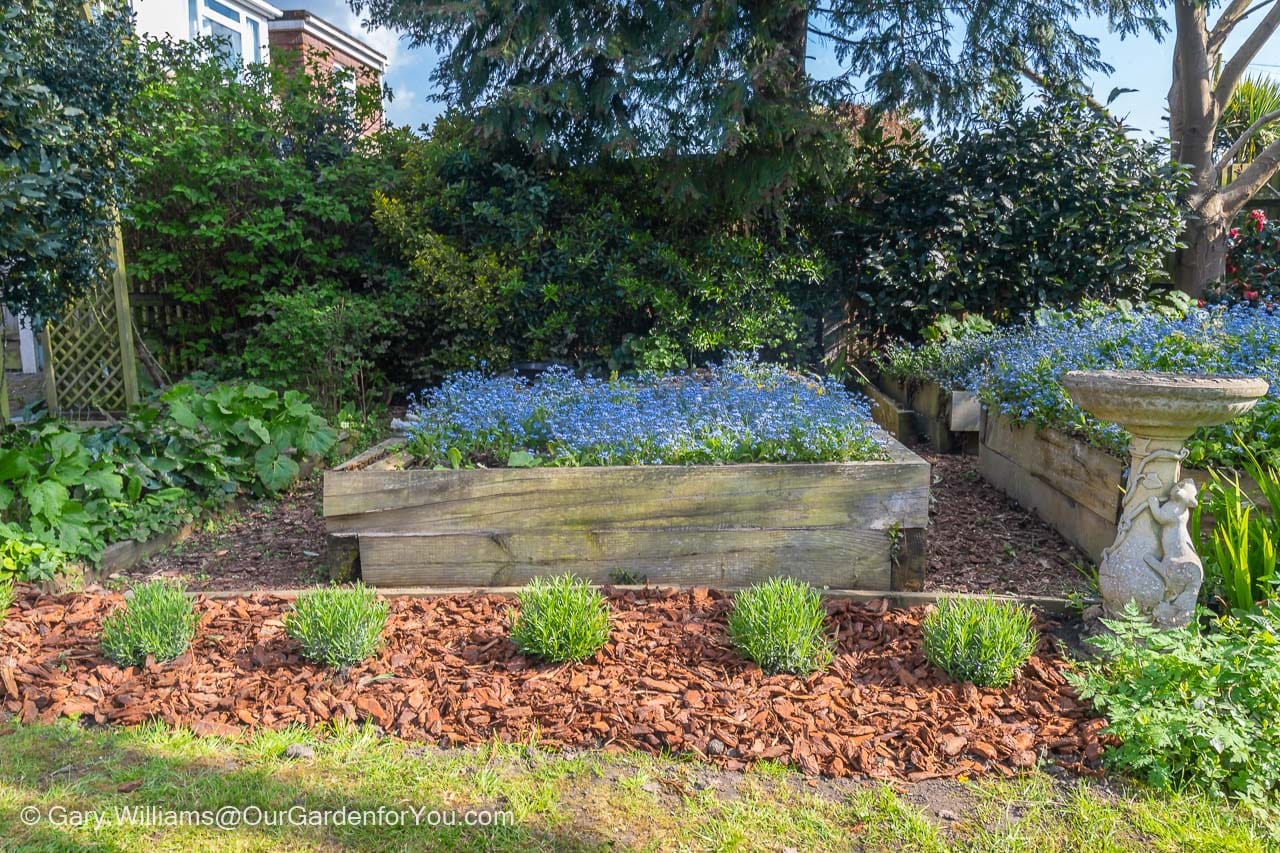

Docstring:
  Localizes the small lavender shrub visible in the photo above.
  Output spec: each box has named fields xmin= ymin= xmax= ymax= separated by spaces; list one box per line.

xmin=0 ymin=580 xmax=13 ymax=624
xmin=403 ymin=353 xmax=885 ymax=468
xmin=510 ymin=575 xmax=611 ymax=663
xmin=728 ymin=578 xmax=833 ymax=676
xmin=285 ymin=583 xmax=388 ymax=668
xmin=921 ymin=597 xmax=1036 ymax=688
xmin=100 ymin=581 xmax=198 ymax=667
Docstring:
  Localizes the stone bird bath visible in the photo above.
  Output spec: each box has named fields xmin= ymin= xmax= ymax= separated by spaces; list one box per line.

xmin=1061 ymin=370 xmax=1268 ymax=628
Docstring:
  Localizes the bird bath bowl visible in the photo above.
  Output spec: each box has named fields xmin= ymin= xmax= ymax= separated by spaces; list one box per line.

xmin=1061 ymin=370 xmax=1268 ymax=628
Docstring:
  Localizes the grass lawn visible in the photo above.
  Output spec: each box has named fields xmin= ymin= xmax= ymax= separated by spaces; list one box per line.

xmin=0 ymin=721 xmax=1275 ymax=851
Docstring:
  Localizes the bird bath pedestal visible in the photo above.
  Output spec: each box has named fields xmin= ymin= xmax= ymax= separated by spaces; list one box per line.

xmin=1061 ymin=371 xmax=1268 ymax=628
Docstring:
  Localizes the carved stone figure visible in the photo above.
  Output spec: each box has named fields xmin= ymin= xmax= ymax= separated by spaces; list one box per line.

xmin=1144 ymin=479 xmax=1203 ymax=628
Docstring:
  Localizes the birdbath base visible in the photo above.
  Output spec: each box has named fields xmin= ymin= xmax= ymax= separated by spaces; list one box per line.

xmin=1062 ymin=371 xmax=1268 ymax=629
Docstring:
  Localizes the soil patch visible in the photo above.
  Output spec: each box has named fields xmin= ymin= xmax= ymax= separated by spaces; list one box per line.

xmin=0 ymin=587 xmax=1102 ymax=784
xmin=119 ymin=476 xmax=328 ymax=591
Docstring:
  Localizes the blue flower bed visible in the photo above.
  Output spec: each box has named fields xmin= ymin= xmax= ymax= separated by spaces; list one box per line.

xmin=970 ymin=303 xmax=1280 ymax=468
xmin=403 ymin=354 xmax=887 ymax=467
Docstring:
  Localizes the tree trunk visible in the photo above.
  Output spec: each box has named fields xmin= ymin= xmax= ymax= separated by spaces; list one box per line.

xmin=1174 ymin=194 xmax=1230 ymax=296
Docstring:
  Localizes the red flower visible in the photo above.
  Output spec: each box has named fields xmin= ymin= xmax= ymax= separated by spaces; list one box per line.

xmin=1231 ymin=227 xmax=1241 ymax=240
xmin=1251 ymin=209 xmax=1268 ymax=230
xmin=1245 ymin=289 xmax=1260 ymax=300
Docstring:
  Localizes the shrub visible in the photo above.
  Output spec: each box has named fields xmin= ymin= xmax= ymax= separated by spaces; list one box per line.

xmin=822 ymin=98 xmax=1186 ymax=338
xmin=510 ymin=575 xmax=611 ymax=663
xmin=404 ymin=353 xmax=885 ymax=468
xmin=0 ymin=579 xmax=13 ymax=623
xmin=1070 ymin=604 xmax=1280 ymax=805
xmin=125 ymin=36 xmax=402 ymax=372
xmin=285 ymin=584 xmax=388 ymax=668
xmin=727 ymin=578 xmax=834 ymax=675
xmin=920 ymin=597 xmax=1036 ymax=687
xmin=100 ymin=581 xmax=198 ymax=667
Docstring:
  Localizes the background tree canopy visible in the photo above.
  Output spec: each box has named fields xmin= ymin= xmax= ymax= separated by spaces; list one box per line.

xmin=0 ymin=0 xmax=141 ymax=319
xmin=349 ymin=0 xmax=1167 ymax=213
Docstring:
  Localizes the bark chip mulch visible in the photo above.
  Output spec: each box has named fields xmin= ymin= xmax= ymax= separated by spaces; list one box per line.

xmin=921 ymin=449 xmax=1091 ymax=596
xmin=0 ymin=586 xmax=1103 ymax=782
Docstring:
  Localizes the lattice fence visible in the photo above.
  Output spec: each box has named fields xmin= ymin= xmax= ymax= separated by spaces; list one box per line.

xmin=43 ymin=225 xmax=140 ymax=421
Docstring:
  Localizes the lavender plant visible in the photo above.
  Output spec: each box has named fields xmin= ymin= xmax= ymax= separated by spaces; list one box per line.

xmin=403 ymin=354 xmax=886 ymax=467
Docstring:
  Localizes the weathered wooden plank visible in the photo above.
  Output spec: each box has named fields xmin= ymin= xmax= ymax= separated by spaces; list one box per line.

xmin=330 ymin=436 xmax=407 ymax=472
xmin=891 ymin=527 xmax=927 ymax=592
xmin=325 ymin=459 xmax=930 ymax=535
xmin=950 ymin=390 xmax=981 ymax=432
xmin=978 ymin=428 xmax=1114 ymax=562
xmin=861 ymin=380 xmax=918 ymax=443
xmin=357 ymin=527 xmax=896 ymax=589
xmin=981 ymin=411 xmax=1123 ymax=523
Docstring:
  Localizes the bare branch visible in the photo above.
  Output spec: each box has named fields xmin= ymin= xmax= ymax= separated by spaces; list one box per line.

xmin=1223 ymin=133 xmax=1280 ymax=211
xmin=1016 ymin=62 xmax=1122 ymax=128
xmin=1210 ymin=0 xmax=1273 ymax=49
xmin=1215 ymin=107 xmax=1280 ymax=174
xmin=1213 ymin=2 xmax=1280 ymax=110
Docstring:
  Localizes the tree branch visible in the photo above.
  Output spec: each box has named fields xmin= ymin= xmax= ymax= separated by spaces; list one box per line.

xmin=1210 ymin=0 xmax=1272 ymax=49
xmin=1213 ymin=2 xmax=1280 ymax=110
xmin=1016 ymin=62 xmax=1122 ymax=128
xmin=1223 ymin=133 xmax=1280 ymax=211
xmin=1215 ymin=107 xmax=1280 ymax=174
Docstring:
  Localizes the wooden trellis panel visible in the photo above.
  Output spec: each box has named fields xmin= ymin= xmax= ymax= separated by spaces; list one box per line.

xmin=43 ymin=223 xmax=140 ymax=420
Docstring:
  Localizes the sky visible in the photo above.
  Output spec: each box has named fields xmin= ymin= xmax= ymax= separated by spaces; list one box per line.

xmin=299 ymin=2 xmax=1280 ymax=139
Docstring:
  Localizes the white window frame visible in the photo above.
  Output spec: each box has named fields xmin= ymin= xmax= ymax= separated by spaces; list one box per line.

xmin=188 ymin=0 xmax=265 ymax=67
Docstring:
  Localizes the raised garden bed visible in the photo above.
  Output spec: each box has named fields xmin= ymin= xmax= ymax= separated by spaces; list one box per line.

xmin=0 ymin=586 xmax=1099 ymax=781
xmin=862 ymin=370 xmax=979 ymax=454
xmin=978 ymin=409 xmax=1259 ymax=563
xmin=324 ymin=438 xmax=931 ymax=590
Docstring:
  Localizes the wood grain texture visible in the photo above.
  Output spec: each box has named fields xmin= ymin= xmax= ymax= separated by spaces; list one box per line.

xmin=325 ymin=457 xmax=929 ymax=534
xmin=978 ymin=410 xmax=1119 ymax=562
xmin=325 ymin=438 xmax=930 ymax=590
xmin=980 ymin=411 xmax=1124 ymax=523
xmin=357 ymin=527 xmax=895 ymax=589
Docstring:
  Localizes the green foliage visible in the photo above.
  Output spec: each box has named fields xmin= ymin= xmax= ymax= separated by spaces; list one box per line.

xmin=0 ymin=382 xmax=335 ymax=568
xmin=823 ymin=99 xmax=1185 ymax=338
xmin=1070 ymin=604 xmax=1280 ymax=805
xmin=239 ymin=282 xmax=397 ymax=418
xmin=0 ymin=529 xmax=67 ymax=585
xmin=0 ymin=0 xmax=141 ymax=318
xmin=100 ymin=581 xmax=198 ymax=667
xmin=285 ymin=583 xmax=389 ymax=668
xmin=727 ymin=578 xmax=834 ymax=676
xmin=1193 ymin=445 xmax=1280 ymax=612
xmin=124 ymin=36 xmax=404 ymax=373
xmin=373 ymin=122 xmax=830 ymax=380
xmin=510 ymin=575 xmax=611 ymax=663
xmin=349 ymin=0 xmax=1166 ymax=215
xmin=0 ymin=579 xmax=12 ymax=623
xmin=920 ymin=597 xmax=1036 ymax=688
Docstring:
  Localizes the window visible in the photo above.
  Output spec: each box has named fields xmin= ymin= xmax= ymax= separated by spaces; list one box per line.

xmin=187 ymin=0 xmax=264 ymax=69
